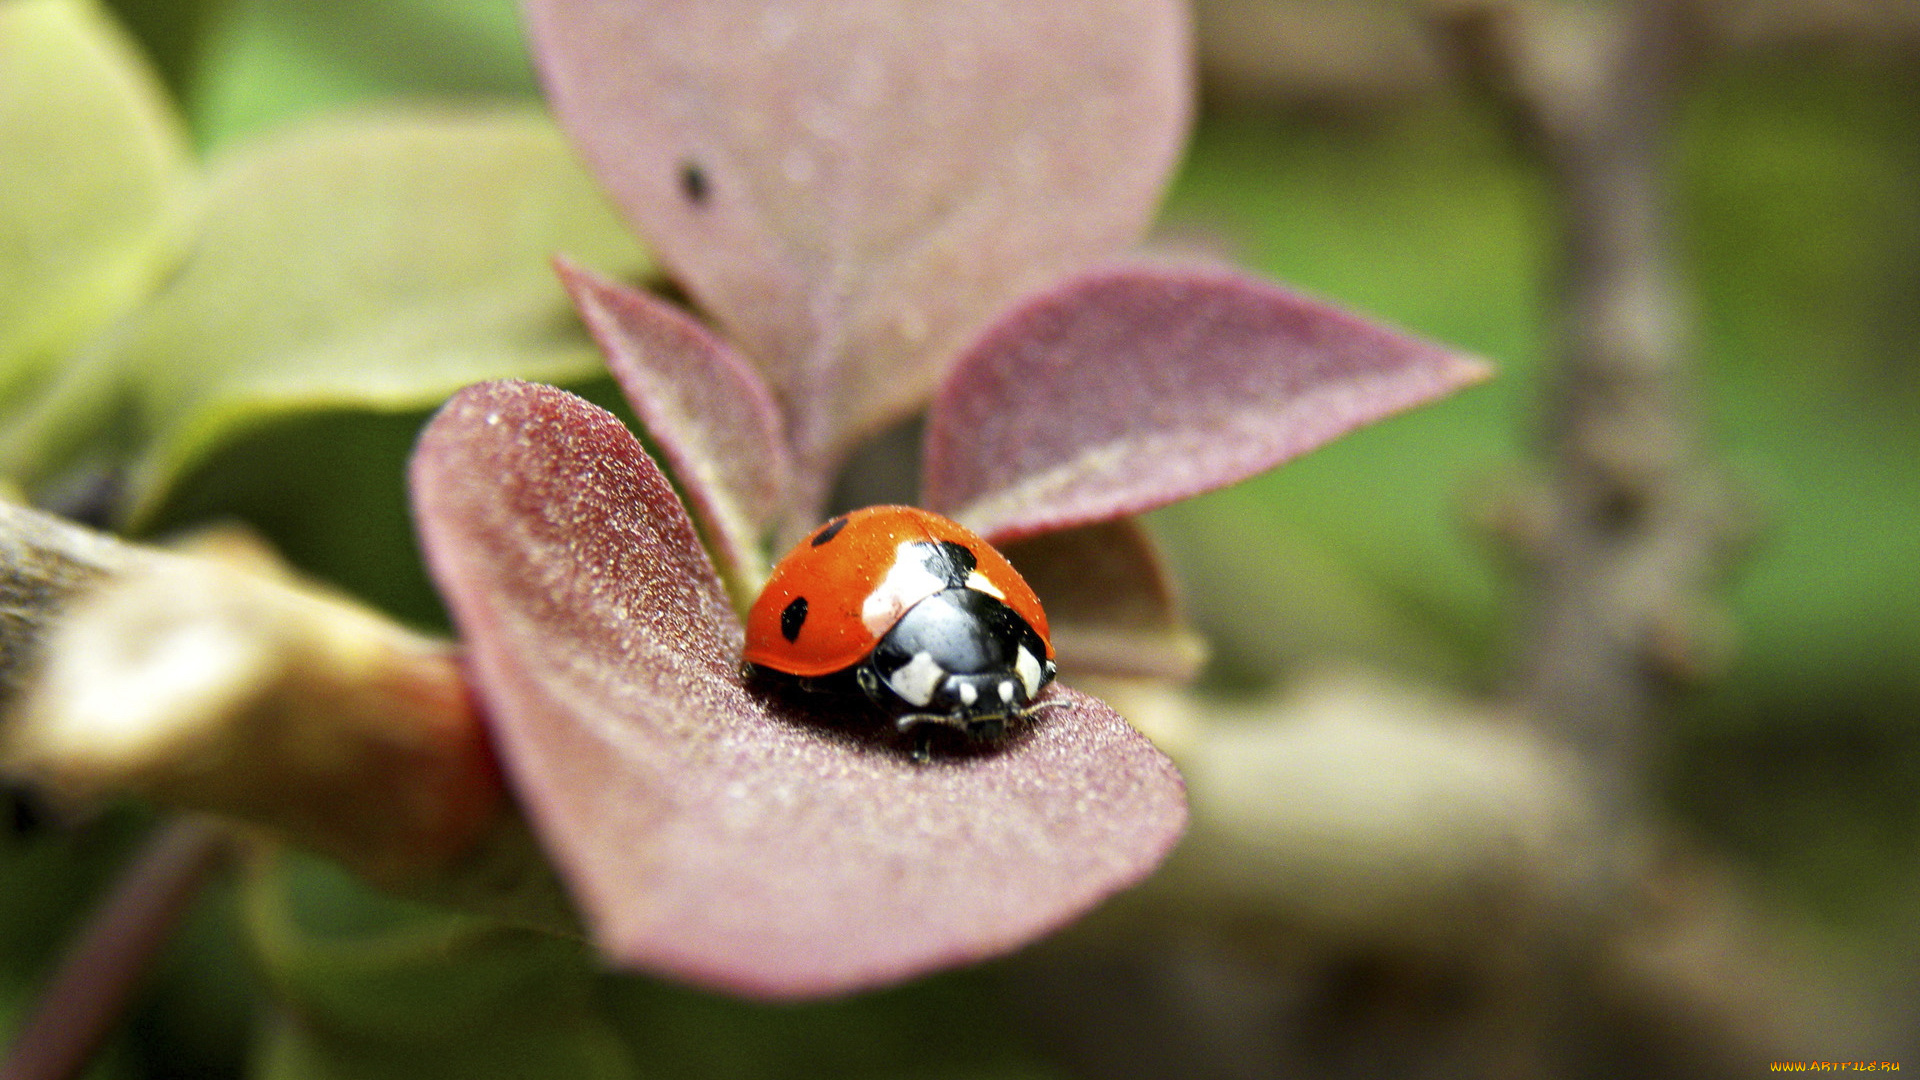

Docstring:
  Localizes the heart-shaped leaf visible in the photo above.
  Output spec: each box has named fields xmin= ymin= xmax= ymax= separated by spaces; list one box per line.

xmin=554 ymin=260 xmax=789 ymax=595
xmin=923 ymin=264 xmax=1494 ymax=541
xmin=523 ymin=0 xmax=1193 ymax=485
xmin=409 ymin=380 xmax=1187 ymax=998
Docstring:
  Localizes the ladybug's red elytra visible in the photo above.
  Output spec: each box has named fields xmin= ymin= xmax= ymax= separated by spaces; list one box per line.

xmin=744 ymin=505 xmax=1057 ymax=760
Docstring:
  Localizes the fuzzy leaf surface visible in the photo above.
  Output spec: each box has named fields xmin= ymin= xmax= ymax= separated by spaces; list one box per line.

xmin=409 ymin=380 xmax=1187 ymax=999
xmin=524 ymin=0 xmax=1192 ymax=482
xmin=924 ymin=264 xmax=1493 ymax=542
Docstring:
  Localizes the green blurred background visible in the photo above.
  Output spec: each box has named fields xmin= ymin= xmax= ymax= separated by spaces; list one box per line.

xmin=4 ymin=0 xmax=1916 ymax=1075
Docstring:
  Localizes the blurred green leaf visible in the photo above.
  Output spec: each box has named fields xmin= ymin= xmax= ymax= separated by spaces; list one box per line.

xmin=1710 ymin=385 xmax=1920 ymax=728
xmin=1677 ymin=56 xmax=1920 ymax=735
xmin=187 ymin=0 xmax=535 ymax=151
xmin=243 ymin=850 xmax=1053 ymax=1080
xmin=0 ymin=0 xmax=192 ymax=411
xmin=246 ymin=852 xmax=637 ymax=1080
xmin=81 ymin=108 xmax=648 ymax=523
xmin=1684 ymin=54 xmax=1920 ymax=394
xmin=99 ymin=0 xmax=221 ymax=102
xmin=599 ymin=971 xmax=1058 ymax=1080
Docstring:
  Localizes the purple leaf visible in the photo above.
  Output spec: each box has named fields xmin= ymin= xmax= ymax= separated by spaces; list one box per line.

xmin=923 ymin=265 xmax=1493 ymax=542
xmin=1002 ymin=519 xmax=1206 ymax=681
xmin=556 ymin=259 xmax=790 ymax=586
xmin=409 ymin=381 xmax=1187 ymax=999
xmin=523 ymin=0 xmax=1193 ymax=484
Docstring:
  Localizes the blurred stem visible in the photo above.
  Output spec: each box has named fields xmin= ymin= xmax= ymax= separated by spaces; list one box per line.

xmin=1439 ymin=0 xmax=1732 ymax=801
xmin=0 ymin=817 xmax=229 ymax=1080
xmin=0 ymin=501 xmax=142 ymax=712
xmin=1197 ymin=0 xmax=1920 ymax=113
xmin=1435 ymin=3 xmax=1742 ymax=1071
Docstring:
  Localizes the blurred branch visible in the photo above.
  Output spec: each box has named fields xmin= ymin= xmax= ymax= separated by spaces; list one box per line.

xmin=1193 ymin=0 xmax=1444 ymax=110
xmin=6 ymin=529 xmax=508 ymax=885
xmin=1039 ymin=674 xmax=1884 ymax=1078
xmin=1031 ymin=1 xmax=1903 ymax=1074
xmin=0 ymin=817 xmax=229 ymax=1080
xmin=1434 ymin=0 xmax=1741 ymax=797
xmin=0 ymin=500 xmax=145 ymax=711
xmin=1688 ymin=0 xmax=1920 ymax=52
xmin=1193 ymin=0 xmax=1920 ymax=113
xmin=1435 ymin=0 xmax=1769 ymax=1070
xmin=0 ymin=504 xmax=560 ymax=1076
xmin=3 ymin=504 xmax=564 ymax=924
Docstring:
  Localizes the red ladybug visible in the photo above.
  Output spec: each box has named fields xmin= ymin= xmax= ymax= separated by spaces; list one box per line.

xmin=744 ymin=505 xmax=1057 ymax=759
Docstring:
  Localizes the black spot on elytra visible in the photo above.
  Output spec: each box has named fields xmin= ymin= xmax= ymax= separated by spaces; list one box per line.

xmin=780 ymin=595 xmax=808 ymax=642
xmin=680 ymin=161 xmax=708 ymax=204
xmin=810 ymin=515 xmax=849 ymax=547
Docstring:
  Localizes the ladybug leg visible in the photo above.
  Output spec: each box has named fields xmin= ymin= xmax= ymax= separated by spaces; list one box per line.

xmin=896 ymin=712 xmax=963 ymax=764
xmin=854 ymin=665 xmax=887 ymax=707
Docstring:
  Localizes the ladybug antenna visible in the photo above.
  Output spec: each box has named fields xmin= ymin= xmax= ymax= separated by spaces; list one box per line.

xmin=1017 ymin=697 xmax=1066 ymax=720
xmin=893 ymin=711 xmax=961 ymax=734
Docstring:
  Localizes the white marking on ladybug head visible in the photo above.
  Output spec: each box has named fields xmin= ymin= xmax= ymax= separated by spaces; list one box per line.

xmin=861 ymin=542 xmax=948 ymax=636
xmin=886 ymin=650 xmax=946 ymax=708
xmin=956 ymin=681 xmax=978 ymax=707
xmin=1014 ymin=645 xmax=1043 ymax=698
xmin=963 ymin=570 xmax=1005 ymax=600
xmin=998 ymin=679 xmax=1016 ymax=704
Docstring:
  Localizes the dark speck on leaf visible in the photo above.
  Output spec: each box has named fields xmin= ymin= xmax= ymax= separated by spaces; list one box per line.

xmin=680 ymin=161 xmax=708 ymax=205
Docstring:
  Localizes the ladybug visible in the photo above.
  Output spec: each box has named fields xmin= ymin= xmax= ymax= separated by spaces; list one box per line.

xmin=744 ymin=505 xmax=1057 ymax=760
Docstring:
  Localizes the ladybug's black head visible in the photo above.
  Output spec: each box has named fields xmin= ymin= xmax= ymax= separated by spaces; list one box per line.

xmin=861 ymin=587 xmax=1055 ymax=734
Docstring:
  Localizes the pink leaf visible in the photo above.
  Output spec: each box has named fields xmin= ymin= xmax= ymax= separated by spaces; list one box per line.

xmin=923 ymin=265 xmax=1493 ymax=542
xmin=556 ymin=259 xmax=790 ymax=584
xmin=1002 ymin=519 xmax=1206 ymax=681
xmin=409 ymin=381 xmax=1187 ymax=999
xmin=523 ymin=0 xmax=1193 ymax=483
